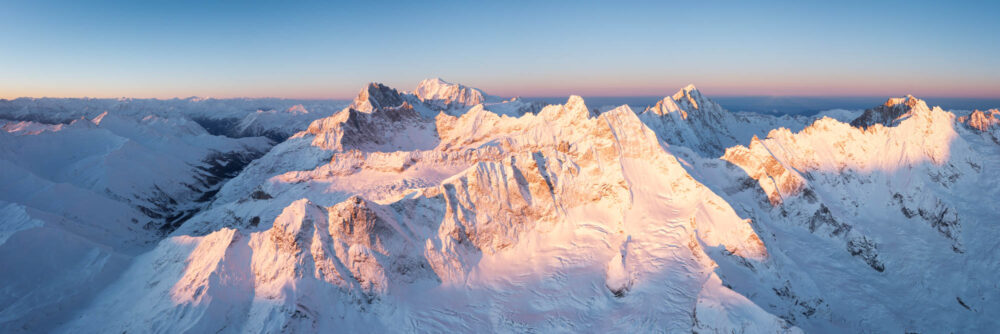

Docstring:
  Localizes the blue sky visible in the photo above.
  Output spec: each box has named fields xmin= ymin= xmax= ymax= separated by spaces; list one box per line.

xmin=1 ymin=0 xmax=998 ymax=98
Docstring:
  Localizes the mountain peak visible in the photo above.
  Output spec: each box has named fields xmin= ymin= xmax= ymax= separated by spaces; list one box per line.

xmin=350 ymin=82 xmax=405 ymax=113
xmin=285 ymin=104 xmax=309 ymax=114
xmin=646 ymin=84 xmax=719 ymax=118
xmin=565 ymin=95 xmax=587 ymax=111
xmin=672 ymin=84 xmax=703 ymax=103
xmin=421 ymin=77 xmax=450 ymax=86
xmin=680 ymin=84 xmax=698 ymax=94
xmin=537 ymin=95 xmax=593 ymax=121
xmin=413 ymin=77 xmax=496 ymax=107
xmin=851 ymin=94 xmax=931 ymax=128
xmin=883 ymin=94 xmax=925 ymax=109
xmin=959 ymin=109 xmax=1000 ymax=134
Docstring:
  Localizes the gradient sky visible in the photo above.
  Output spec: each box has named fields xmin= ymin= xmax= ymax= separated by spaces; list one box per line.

xmin=2 ymin=0 xmax=999 ymax=99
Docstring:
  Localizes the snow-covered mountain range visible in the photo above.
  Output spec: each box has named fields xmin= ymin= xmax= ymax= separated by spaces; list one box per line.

xmin=1 ymin=79 xmax=997 ymax=333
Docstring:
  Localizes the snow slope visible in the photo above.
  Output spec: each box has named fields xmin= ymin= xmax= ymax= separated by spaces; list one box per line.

xmin=690 ymin=95 xmax=1000 ymax=332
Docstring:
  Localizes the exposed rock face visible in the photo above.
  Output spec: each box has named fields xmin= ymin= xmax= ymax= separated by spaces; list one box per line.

xmin=251 ymin=197 xmax=433 ymax=299
xmin=850 ymin=94 xmax=929 ymax=128
xmin=350 ymin=83 xmax=407 ymax=113
xmin=294 ymin=83 xmax=435 ymax=152
xmin=959 ymin=109 xmax=1000 ymax=131
xmin=721 ymin=135 xmax=806 ymax=205
xmin=300 ymin=101 xmax=429 ymax=151
xmin=958 ymin=109 xmax=1000 ymax=144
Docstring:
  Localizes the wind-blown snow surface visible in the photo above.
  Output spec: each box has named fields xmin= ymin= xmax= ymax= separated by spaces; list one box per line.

xmin=2 ymin=79 xmax=998 ymax=333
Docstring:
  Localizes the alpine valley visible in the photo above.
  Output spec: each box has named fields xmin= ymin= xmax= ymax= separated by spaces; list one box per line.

xmin=2 ymin=78 xmax=998 ymax=333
